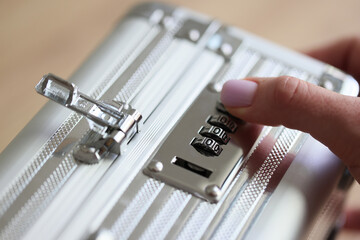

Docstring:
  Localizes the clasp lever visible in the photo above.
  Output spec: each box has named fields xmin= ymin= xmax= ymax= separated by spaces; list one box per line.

xmin=36 ymin=73 xmax=142 ymax=164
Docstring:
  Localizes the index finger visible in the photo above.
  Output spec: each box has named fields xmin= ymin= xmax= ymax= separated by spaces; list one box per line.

xmin=306 ymin=37 xmax=360 ymax=81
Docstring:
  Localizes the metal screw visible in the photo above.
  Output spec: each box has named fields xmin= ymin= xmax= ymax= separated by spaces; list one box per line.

xmin=188 ymin=29 xmax=200 ymax=42
xmin=149 ymin=9 xmax=164 ymax=24
xmin=92 ymin=229 xmax=114 ymax=240
xmin=207 ymin=82 xmax=222 ymax=93
xmin=73 ymin=145 xmax=102 ymax=164
xmin=220 ymin=43 xmax=233 ymax=56
xmin=205 ymin=184 xmax=221 ymax=198
xmin=79 ymin=145 xmax=96 ymax=154
xmin=322 ymin=80 xmax=335 ymax=91
xmin=162 ymin=16 xmax=174 ymax=28
xmin=147 ymin=161 xmax=163 ymax=173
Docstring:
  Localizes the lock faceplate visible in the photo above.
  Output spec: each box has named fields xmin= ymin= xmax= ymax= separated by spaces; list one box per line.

xmin=143 ymin=88 xmax=249 ymax=202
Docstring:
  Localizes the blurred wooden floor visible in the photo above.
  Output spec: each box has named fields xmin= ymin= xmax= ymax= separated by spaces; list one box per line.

xmin=1 ymin=0 xmax=360 ymax=239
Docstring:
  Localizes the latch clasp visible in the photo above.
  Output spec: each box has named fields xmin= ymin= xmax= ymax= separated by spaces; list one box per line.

xmin=36 ymin=73 xmax=141 ymax=164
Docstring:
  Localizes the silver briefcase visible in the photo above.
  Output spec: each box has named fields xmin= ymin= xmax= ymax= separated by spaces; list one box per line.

xmin=0 ymin=3 xmax=358 ymax=240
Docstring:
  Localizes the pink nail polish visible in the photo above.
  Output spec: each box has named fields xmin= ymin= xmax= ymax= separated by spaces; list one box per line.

xmin=220 ymin=79 xmax=258 ymax=107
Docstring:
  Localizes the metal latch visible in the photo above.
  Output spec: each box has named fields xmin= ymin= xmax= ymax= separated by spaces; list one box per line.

xmin=35 ymin=73 xmax=141 ymax=164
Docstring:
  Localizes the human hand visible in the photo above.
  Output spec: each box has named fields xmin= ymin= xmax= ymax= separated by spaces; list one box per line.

xmin=220 ymin=37 xmax=360 ymax=182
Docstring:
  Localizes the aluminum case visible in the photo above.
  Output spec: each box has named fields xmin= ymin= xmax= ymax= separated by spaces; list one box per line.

xmin=0 ymin=3 xmax=358 ymax=240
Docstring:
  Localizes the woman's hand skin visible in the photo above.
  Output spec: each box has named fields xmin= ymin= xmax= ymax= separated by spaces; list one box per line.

xmin=221 ymin=37 xmax=360 ymax=231
xmin=221 ymin=37 xmax=360 ymax=183
xmin=306 ymin=37 xmax=360 ymax=81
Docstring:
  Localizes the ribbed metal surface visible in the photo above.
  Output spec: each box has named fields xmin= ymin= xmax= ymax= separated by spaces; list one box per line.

xmin=138 ymin=190 xmax=192 ymax=240
xmin=0 ymin=14 xmax=184 ymax=240
xmin=93 ymin=129 xmax=301 ymax=240
xmin=0 ymin=113 xmax=81 ymax=218
xmin=211 ymin=129 xmax=300 ymax=240
xmin=0 ymin=24 xmax=159 ymax=220
xmin=176 ymin=201 xmax=217 ymax=240
xmin=0 ymin=155 xmax=77 ymax=239
xmin=111 ymin=179 xmax=164 ymax=239
xmin=114 ymin=21 xmax=183 ymax=103
xmin=175 ymin=130 xmax=272 ymax=240
xmin=305 ymin=190 xmax=344 ymax=239
xmin=86 ymin=48 xmax=313 ymax=240
xmin=1 ymin=4 xmax=352 ymax=240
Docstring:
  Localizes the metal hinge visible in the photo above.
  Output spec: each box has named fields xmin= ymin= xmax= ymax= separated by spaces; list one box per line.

xmin=35 ymin=73 xmax=141 ymax=164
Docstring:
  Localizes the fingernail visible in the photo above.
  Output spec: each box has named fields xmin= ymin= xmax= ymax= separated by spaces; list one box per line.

xmin=220 ymin=79 xmax=258 ymax=107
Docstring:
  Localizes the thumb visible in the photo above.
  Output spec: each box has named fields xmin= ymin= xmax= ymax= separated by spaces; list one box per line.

xmin=221 ymin=77 xmax=360 ymax=182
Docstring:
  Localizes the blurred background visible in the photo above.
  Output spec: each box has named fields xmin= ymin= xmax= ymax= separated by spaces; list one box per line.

xmin=1 ymin=0 xmax=359 ymax=239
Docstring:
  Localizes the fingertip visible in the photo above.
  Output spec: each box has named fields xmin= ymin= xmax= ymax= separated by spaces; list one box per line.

xmin=220 ymin=79 xmax=258 ymax=108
